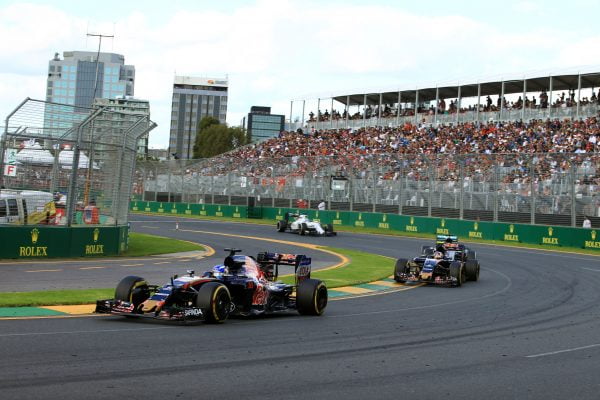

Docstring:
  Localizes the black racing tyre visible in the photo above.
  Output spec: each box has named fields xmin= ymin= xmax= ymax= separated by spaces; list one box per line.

xmin=449 ymin=262 xmax=465 ymax=287
xmin=465 ymin=260 xmax=480 ymax=281
xmin=394 ymin=258 xmax=409 ymax=283
xmin=421 ymin=246 xmax=434 ymax=257
xmin=466 ymin=247 xmax=477 ymax=260
xmin=326 ymin=223 xmax=336 ymax=235
xmin=115 ymin=275 xmax=149 ymax=306
xmin=277 ymin=220 xmax=287 ymax=232
xmin=196 ymin=282 xmax=231 ymax=323
xmin=297 ymin=279 xmax=328 ymax=316
xmin=300 ymin=223 xmax=308 ymax=236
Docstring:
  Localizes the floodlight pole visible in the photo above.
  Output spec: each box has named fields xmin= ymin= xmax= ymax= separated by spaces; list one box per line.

xmin=87 ymin=33 xmax=114 ymax=101
xmin=84 ymin=32 xmax=113 ymax=206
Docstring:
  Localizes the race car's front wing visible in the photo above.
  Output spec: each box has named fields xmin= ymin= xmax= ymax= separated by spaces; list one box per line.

xmin=95 ymin=299 xmax=206 ymax=321
xmin=399 ymin=273 xmax=459 ymax=286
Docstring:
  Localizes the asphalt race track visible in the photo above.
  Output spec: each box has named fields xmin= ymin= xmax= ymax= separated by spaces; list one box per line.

xmin=1 ymin=214 xmax=600 ymax=399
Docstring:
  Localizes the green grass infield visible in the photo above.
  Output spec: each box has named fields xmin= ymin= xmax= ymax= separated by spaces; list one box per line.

xmin=0 ymin=246 xmax=393 ymax=307
xmin=123 ymin=232 xmax=204 ymax=256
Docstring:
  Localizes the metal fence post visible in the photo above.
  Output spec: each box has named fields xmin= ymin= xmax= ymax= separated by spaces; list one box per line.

xmin=142 ymin=164 xmax=148 ymax=201
xmin=459 ymin=158 xmax=465 ymax=219
xmin=398 ymin=159 xmax=404 ymax=215
xmin=112 ymin=116 xmax=147 ymax=225
xmin=571 ymin=163 xmax=577 ymax=227
xmin=66 ymin=107 xmax=103 ymax=227
xmin=529 ymin=157 xmax=535 ymax=224
xmin=493 ymin=157 xmax=499 ymax=222
xmin=372 ymin=161 xmax=377 ymax=213
xmin=167 ymin=165 xmax=172 ymax=203
xmin=227 ymin=172 xmax=232 ymax=205
xmin=50 ymin=140 xmax=60 ymax=193
xmin=427 ymin=157 xmax=433 ymax=217
xmin=154 ymin=165 xmax=158 ymax=202
xmin=0 ymin=97 xmax=29 ymax=188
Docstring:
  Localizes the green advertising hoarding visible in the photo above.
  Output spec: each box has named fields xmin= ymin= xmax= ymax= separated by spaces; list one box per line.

xmin=0 ymin=225 xmax=128 ymax=259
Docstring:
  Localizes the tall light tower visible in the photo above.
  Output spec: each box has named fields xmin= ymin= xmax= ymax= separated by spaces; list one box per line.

xmin=83 ymin=32 xmax=114 ymax=207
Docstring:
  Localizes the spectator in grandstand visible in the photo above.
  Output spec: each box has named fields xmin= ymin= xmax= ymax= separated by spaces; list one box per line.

xmin=318 ymin=200 xmax=326 ymax=211
xmin=582 ymin=216 xmax=591 ymax=228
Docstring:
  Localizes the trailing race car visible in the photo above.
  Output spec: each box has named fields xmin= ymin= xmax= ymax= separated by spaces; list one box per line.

xmin=393 ymin=235 xmax=480 ymax=286
xmin=95 ymin=249 xmax=328 ymax=323
xmin=277 ymin=212 xmax=336 ymax=236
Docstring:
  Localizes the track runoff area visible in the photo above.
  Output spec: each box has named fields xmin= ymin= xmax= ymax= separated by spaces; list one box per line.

xmin=1 ymin=214 xmax=600 ymax=400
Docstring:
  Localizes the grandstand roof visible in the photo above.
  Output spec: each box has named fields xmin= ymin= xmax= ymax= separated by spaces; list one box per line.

xmin=333 ymin=72 xmax=600 ymax=105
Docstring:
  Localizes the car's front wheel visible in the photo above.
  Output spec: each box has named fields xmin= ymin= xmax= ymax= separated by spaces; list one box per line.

xmin=114 ymin=275 xmax=149 ymax=307
xmin=465 ymin=260 xmax=480 ymax=281
xmin=196 ymin=282 xmax=231 ymax=323
xmin=326 ymin=223 xmax=336 ymax=236
xmin=394 ymin=258 xmax=409 ymax=283
xmin=449 ymin=262 xmax=465 ymax=286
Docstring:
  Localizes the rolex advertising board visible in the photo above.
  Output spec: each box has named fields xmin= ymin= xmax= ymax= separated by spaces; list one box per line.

xmin=0 ymin=226 xmax=126 ymax=258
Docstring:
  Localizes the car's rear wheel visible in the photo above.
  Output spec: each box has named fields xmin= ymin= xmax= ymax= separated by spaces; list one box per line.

xmin=196 ymin=282 xmax=231 ymax=323
xmin=114 ymin=276 xmax=149 ymax=306
xmin=449 ymin=262 xmax=465 ymax=287
xmin=394 ymin=258 xmax=409 ymax=283
xmin=326 ymin=223 xmax=336 ymax=236
xmin=465 ymin=247 xmax=477 ymax=260
xmin=465 ymin=259 xmax=480 ymax=281
xmin=297 ymin=279 xmax=327 ymax=315
xmin=277 ymin=220 xmax=287 ymax=232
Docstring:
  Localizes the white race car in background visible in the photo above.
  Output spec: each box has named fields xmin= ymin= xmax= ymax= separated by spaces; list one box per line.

xmin=277 ymin=213 xmax=337 ymax=236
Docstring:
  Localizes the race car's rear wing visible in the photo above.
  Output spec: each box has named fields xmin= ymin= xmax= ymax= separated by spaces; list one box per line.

xmin=256 ymin=252 xmax=312 ymax=284
xmin=436 ymin=235 xmax=458 ymax=244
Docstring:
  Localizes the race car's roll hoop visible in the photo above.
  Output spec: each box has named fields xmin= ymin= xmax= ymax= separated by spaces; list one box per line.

xmin=256 ymin=251 xmax=312 ymax=284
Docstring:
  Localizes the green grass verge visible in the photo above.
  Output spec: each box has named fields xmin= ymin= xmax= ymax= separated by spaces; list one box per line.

xmin=0 ymin=289 xmax=114 ymax=307
xmin=123 ymin=232 xmax=204 ymax=256
xmin=133 ymin=211 xmax=600 ymax=256
xmin=279 ymin=247 xmax=394 ymax=288
xmin=0 ymin=246 xmax=392 ymax=307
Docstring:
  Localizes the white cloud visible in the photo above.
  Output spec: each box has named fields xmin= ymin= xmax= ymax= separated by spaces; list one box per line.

xmin=1 ymin=1 xmax=599 ymax=148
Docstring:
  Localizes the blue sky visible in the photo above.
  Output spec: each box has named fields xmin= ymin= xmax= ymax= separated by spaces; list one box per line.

xmin=1 ymin=0 xmax=599 ymax=148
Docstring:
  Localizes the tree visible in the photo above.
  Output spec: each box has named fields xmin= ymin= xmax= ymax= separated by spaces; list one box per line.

xmin=193 ymin=117 xmax=248 ymax=158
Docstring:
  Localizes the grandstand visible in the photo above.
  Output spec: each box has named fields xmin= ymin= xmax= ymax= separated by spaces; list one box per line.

xmin=134 ymin=69 xmax=600 ymax=229
xmin=288 ymin=69 xmax=600 ymax=131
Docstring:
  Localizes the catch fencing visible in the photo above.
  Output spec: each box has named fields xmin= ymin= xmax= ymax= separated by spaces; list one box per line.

xmin=1 ymin=98 xmax=156 ymax=227
xmin=133 ymin=152 xmax=600 ymax=228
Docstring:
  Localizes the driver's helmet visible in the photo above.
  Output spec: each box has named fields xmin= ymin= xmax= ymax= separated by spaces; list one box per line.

xmin=433 ymin=251 xmax=444 ymax=260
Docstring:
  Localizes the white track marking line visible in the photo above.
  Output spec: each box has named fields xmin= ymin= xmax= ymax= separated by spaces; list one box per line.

xmin=120 ymin=263 xmax=144 ymax=267
xmin=581 ymin=267 xmax=600 ymax=272
xmin=153 ymin=261 xmax=171 ymax=265
xmin=0 ymin=326 xmax=175 ymax=338
xmin=526 ymin=343 xmax=600 ymax=358
xmin=25 ymin=269 xmax=62 ymax=273
xmin=79 ymin=266 xmax=105 ymax=270
xmin=140 ymin=225 xmax=159 ymax=229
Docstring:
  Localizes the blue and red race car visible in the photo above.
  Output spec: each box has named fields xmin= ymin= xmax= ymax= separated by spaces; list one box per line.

xmin=95 ymin=249 xmax=328 ymax=323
